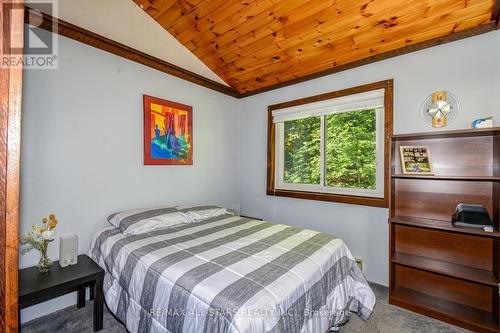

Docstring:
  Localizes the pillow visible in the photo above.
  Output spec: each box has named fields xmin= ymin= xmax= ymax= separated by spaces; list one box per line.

xmin=176 ymin=205 xmax=234 ymax=222
xmin=108 ymin=206 xmax=191 ymax=235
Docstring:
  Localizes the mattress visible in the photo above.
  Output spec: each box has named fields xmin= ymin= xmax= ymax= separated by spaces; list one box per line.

xmin=89 ymin=213 xmax=375 ymax=333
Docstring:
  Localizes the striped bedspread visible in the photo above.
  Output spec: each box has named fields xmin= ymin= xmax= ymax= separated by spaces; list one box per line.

xmin=89 ymin=214 xmax=375 ymax=333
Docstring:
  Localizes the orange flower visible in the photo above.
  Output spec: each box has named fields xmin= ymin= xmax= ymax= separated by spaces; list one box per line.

xmin=48 ymin=219 xmax=57 ymax=229
xmin=49 ymin=214 xmax=56 ymax=220
xmin=42 ymin=218 xmax=48 ymax=223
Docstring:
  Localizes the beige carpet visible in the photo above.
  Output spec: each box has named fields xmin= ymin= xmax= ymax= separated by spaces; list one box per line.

xmin=22 ymin=283 xmax=469 ymax=333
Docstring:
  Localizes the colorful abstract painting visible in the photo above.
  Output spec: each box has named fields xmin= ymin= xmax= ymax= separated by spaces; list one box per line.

xmin=143 ymin=95 xmax=193 ymax=165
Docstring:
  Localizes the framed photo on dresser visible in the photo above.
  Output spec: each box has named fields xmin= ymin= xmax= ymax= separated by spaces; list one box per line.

xmin=399 ymin=146 xmax=433 ymax=175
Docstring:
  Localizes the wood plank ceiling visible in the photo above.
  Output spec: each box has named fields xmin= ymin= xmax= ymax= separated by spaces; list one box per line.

xmin=134 ymin=0 xmax=498 ymax=94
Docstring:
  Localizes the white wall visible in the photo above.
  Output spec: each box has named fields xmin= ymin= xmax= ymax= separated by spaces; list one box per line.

xmin=239 ymin=31 xmax=500 ymax=287
xmin=19 ymin=34 xmax=240 ymax=322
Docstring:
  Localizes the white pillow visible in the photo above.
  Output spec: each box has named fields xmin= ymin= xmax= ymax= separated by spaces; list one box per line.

xmin=186 ymin=209 xmax=231 ymax=222
xmin=122 ymin=211 xmax=192 ymax=235
xmin=107 ymin=206 xmax=191 ymax=235
xmin=176 ymin=205 xmax=234 ymax=222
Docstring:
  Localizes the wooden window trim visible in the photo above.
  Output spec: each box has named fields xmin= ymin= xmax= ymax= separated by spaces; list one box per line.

xmin=266 ymin=80 xmax=393 ymax=208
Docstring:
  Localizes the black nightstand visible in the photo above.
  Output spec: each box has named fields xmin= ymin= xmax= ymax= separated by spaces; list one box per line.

xmin=19 ymin=254 xmax=104 ymax=331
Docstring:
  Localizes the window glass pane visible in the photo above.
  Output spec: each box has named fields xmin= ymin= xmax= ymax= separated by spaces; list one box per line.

xmin=284 ymin=116 xmax=321 ymax=184
xmin=325 ymin=109 xmax=377 ymax=189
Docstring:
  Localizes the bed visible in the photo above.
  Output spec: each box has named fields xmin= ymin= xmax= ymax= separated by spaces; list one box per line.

xmin=89 ymin=207 xmax=375 ymax=333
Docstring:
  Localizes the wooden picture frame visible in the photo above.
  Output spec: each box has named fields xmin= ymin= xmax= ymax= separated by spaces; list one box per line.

xmin=143 ymin=95 xmax=193 ymax=165
xmin=399 ymin=146 xmax=434 ymax=175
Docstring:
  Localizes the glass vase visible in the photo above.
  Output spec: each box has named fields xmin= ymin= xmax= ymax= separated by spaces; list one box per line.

xmin=38 ymin=247 xmax=53 ymax=274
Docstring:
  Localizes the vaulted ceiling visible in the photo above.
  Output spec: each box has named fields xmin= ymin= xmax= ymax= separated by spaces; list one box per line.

xmin=134 ymin=0 xmax=498 ymax=94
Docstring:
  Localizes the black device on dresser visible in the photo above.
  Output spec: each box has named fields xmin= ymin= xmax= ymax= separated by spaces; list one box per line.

xmin=452 ymin=203 xmax=495 ymax=230
xmin=19 ymin=254 xmax=104 ymax=332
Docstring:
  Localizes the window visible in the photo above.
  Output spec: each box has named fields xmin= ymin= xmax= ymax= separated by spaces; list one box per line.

xmin=267 ymin=80 xmax=393 ymax=207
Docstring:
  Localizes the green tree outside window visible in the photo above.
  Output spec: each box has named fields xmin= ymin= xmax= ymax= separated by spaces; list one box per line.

xmin=283 ymin=109 xmax=376 ymax=189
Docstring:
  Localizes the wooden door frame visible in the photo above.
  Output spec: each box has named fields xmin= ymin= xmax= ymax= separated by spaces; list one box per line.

xmin=1 ymin=0 xmax=23 ymax=332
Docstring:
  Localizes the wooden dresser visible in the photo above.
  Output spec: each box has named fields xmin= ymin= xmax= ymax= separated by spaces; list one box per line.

xmin=389 ymin=127 xmax=500 ymax=333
